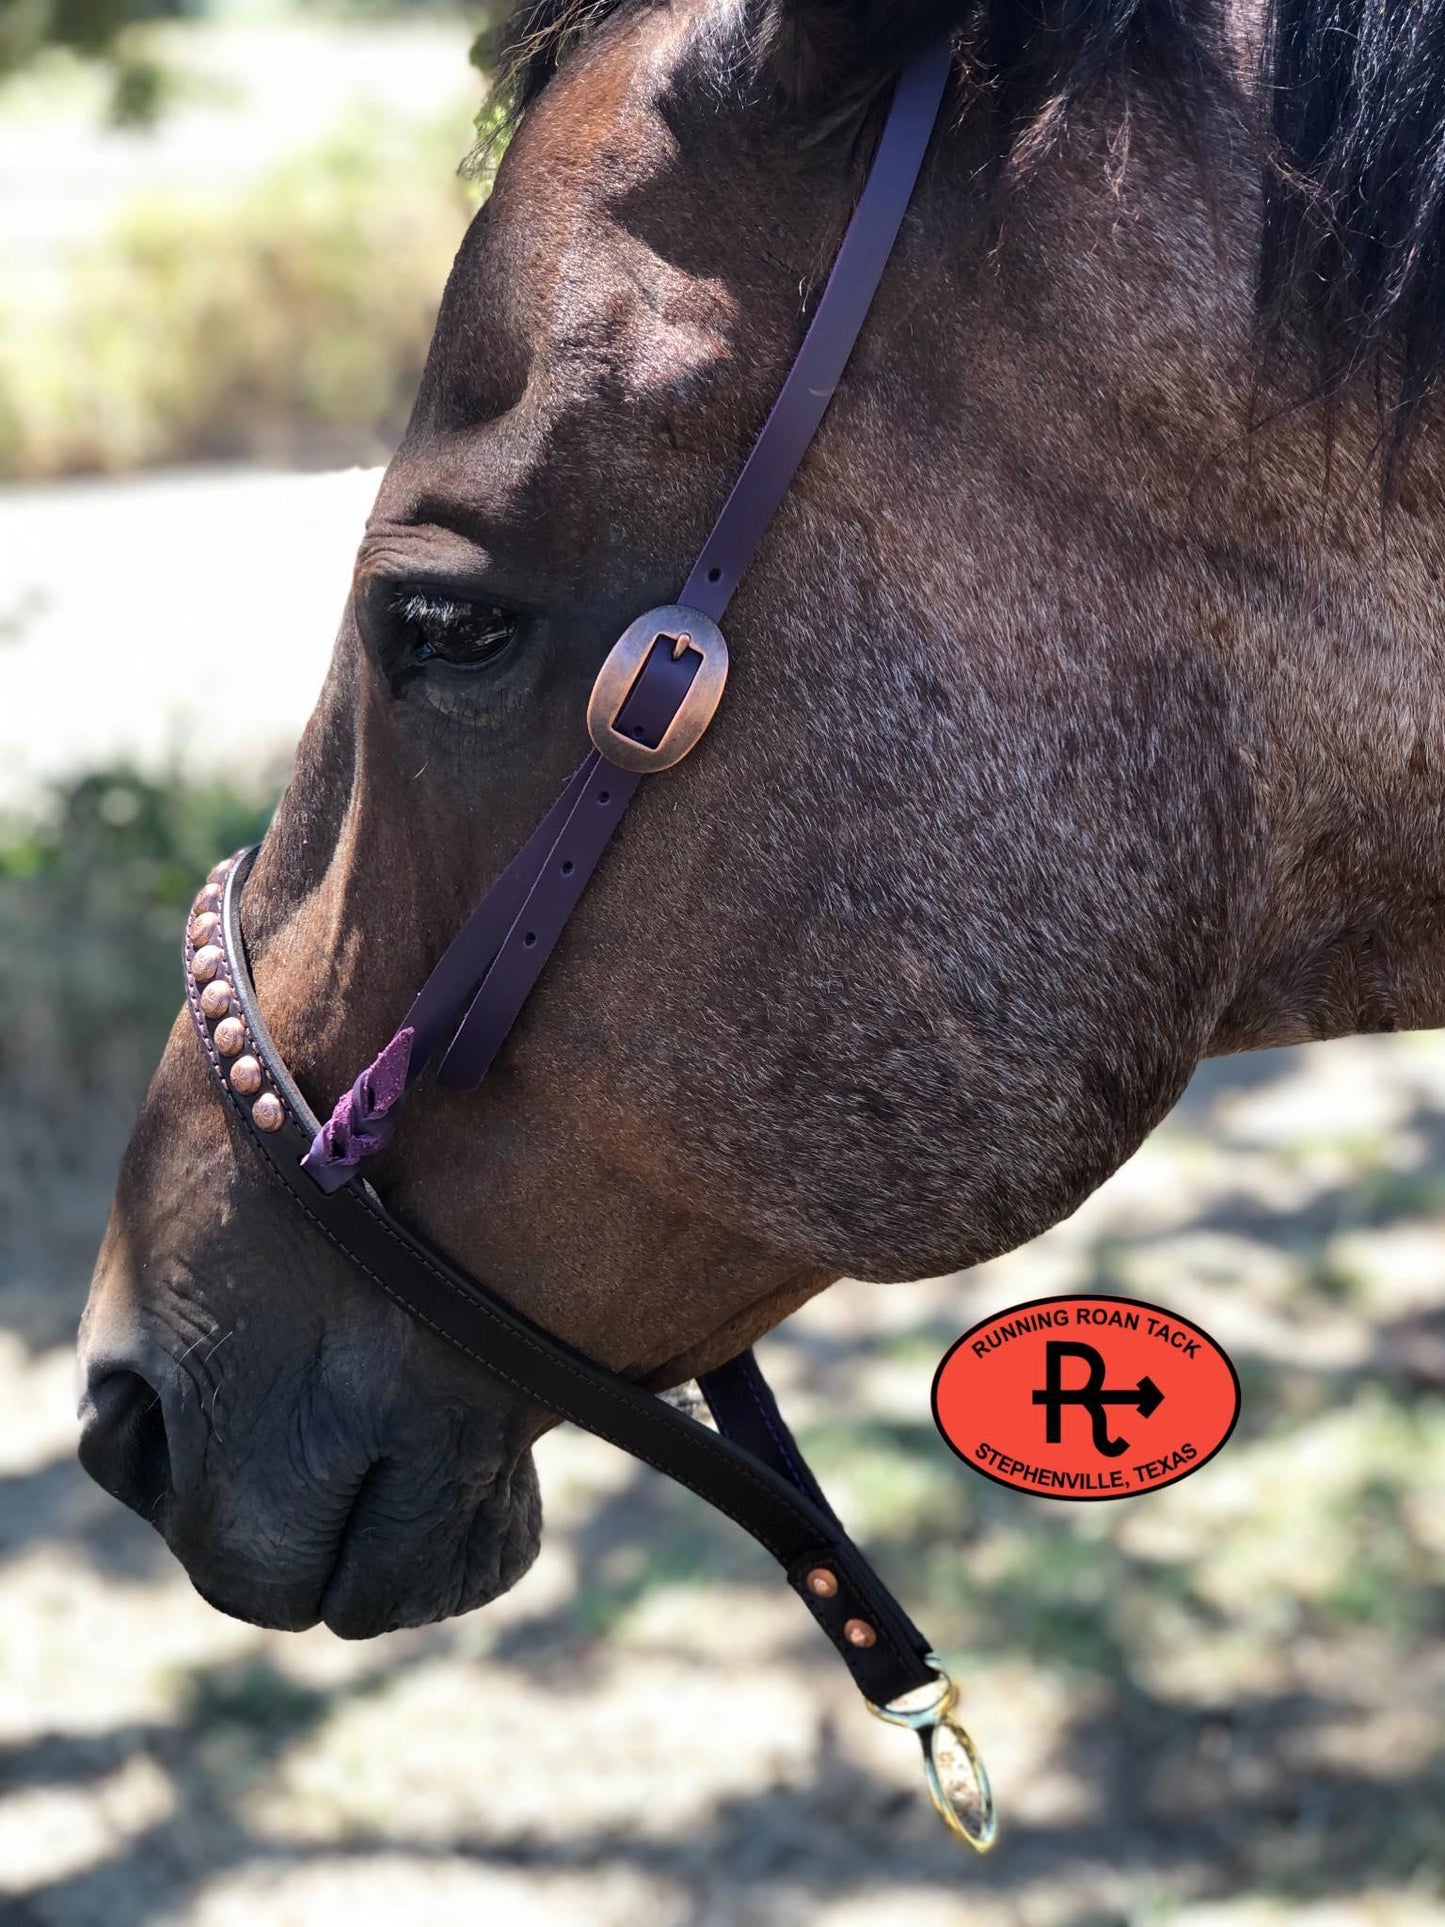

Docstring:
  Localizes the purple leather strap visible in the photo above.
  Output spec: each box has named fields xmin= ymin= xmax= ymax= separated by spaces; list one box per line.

xmin=302 ymin=39 xmax=952 ymax=1190
xmin=435 ymin=631 xmax=698 ymax=1088
xmin=680 ymin=40 xmax=952 ymax=623
xmin=303 ymin=638 xmax=694 ymax=1187
xmin=699 ymin=1351 xmax=842 ymax=1524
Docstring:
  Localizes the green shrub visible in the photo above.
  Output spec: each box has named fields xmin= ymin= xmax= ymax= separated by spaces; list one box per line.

xmin=0 ymin=764 xmax=280 ymax=1304
xmin=0 ymin=0 xmax=182 ymax=125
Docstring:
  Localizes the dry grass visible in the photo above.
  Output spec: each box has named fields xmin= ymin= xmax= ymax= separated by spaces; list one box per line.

xmin=0 ymin=112 xmax=484 ymax=480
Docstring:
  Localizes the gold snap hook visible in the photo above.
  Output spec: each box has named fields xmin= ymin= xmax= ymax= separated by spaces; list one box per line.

xmin=867 ymin=1656 xmax=996 ymax=1852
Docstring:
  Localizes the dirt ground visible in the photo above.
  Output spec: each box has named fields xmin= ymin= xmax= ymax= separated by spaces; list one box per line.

xmin=2 ymin=1031 xmax=1442 ymax=1924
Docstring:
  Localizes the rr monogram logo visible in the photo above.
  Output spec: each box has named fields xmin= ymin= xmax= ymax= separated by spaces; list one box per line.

xmin=1030 ymin=1341 xmax=1165 ymax=1457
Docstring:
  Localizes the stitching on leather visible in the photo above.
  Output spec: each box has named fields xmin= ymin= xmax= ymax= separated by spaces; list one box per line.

xmin=737 ymin=1357 xmax=814 ymax=1495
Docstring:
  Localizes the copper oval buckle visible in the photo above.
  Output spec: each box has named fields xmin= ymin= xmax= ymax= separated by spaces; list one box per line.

xmin=869 ymin=1657 xmax=997 ymax=1852
xmin=587 ymin=604 xmax=728 ymax=773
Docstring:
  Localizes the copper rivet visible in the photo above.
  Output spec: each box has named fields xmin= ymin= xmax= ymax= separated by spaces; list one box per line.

xmin=806 ymin=1568 xmax=839 ymax=1599
xmin=843 ymin=1618 xmax=877 ymax=1649
xmin=207 ymin=861 xmax=230 ymax=884
xmin=230 ymin=1055 xmax=263 ymax=1096
xmin=194 ymin=884 xmax=221 ymax=912
xmin=189 ymin=912 xmax=220 ymax=946
xmin=191 ymin=945 xmax=223 ymax=983
xmin=214 ymin=1016 xmax=246 ymax=1057
xmin=252 ymin=1092 xmax=285 ymax=1132
xmin=199 ymin=980 xmax=232 ymax=1020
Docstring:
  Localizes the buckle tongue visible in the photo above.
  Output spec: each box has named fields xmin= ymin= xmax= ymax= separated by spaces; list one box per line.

xmin=868 ymin=1657 xmax=996 ymax=1852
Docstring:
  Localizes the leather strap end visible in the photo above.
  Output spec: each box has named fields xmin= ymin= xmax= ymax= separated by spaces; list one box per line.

xmin=786 ymin=1550 xmax=935 ymax=1706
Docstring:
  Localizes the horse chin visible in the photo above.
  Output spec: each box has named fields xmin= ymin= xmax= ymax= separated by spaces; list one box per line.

xmin=317 ymin=1449 xmax=544 ymax=1640
xmin=172 ymin=1449 xmax=544 ymax=1641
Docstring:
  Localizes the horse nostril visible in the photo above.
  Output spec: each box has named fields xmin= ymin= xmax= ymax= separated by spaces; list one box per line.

xmin=78 ymin=1368 xmax=174 ymax=1522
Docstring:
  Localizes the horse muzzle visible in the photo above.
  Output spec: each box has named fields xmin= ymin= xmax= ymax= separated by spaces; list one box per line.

xmin=77 ymin=1280 xmax=544 ymax=1638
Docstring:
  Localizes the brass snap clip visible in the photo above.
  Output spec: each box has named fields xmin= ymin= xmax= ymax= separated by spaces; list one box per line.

xmin=868 ymin=1656 xmax=996 ymax=1852
xmin=586 ymin=604 xmax=728 ymax=773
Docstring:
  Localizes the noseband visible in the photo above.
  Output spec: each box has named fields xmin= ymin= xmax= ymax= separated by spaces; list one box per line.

xmin=183 ymin=44 xmax=994 ymax=1851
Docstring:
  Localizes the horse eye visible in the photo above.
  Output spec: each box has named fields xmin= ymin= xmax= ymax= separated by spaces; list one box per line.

xmin=392 ymin=589 xmax=519 ymax=671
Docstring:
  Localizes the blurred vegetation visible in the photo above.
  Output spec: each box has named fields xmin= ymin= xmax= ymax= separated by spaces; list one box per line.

xmin=0 ymin=759 xmax=278 ymax=1058
xmin=0 ymin=0 xmax=186 ymax=125
xmin=0 ymin=0 xmax=488 ymax=124
xmin=0 ymin=111 xmax=489 ymax=478
xmin=0 ymin=763 xmax=280 ymax=1306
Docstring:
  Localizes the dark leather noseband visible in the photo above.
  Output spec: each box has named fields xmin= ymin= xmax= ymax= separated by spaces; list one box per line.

xmin=181 ymin=43 xmax=994 ymax=1850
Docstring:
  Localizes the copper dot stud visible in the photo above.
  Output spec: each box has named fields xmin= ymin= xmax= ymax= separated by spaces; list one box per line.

xmin=191 ymin=945 xmax=223 ymax=983
xmin=207 ymin=861 xmax=230 ymax=884
xmin=229 ymin=1055 xmax=263 ymax=1096
xmin=843 ymin=1618 xmax=877 ymax=1649
xmin=214 ymin=1016 xmax=246 ymax=1057
xmin=805 ymin=1568 xmax=839 ymax=1599
xmin=199 ymin=980 xmax=232 ymax=1020
xmin=194 ymin=883 xmax=222 ymax=913
xmin=188 ymin=911 xmax=220 ymax=947
xmin=251 ymin=1092 xmax=285 ymax=1133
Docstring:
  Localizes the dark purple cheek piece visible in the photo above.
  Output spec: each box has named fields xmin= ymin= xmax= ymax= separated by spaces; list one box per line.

xmin=434 ymin=753 xmax=639 ymax=1090
xmin=301 ymin=37 xmax=954 ymax=1191
xmin=679 ymin=44 xmax=951 ymax=621
xmin=302 ymin=635 xmax=699 ymax=1188
xmin=436 ymin=634 xmax=700 ymax=1091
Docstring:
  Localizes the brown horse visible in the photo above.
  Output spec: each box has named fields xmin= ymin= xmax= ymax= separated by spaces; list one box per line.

xmin=79 ymin=0 xmax=1445 ymax=1641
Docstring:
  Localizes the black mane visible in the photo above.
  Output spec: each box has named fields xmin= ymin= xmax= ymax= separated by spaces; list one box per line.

xmin=490 ymin=0 xmax=1445 ymax=452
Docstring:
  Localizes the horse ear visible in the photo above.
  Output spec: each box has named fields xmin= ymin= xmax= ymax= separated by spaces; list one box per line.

xmin=763 ymin=1 xmax=962 ymax=99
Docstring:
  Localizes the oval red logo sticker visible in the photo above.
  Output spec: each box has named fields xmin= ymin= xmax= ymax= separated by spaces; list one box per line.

xmin=932 ymin=1294 xmax=1240 ymax=1500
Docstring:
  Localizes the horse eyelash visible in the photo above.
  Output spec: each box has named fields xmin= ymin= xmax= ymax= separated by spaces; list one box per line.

xmin=392 ymin=589 xmax=487 ymax=633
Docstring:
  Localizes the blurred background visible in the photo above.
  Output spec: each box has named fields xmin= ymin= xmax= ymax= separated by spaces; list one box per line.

xmin=1 ymin=5 xmax=1442 ymax=1921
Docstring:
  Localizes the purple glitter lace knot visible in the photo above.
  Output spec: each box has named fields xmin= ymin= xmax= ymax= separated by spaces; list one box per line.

xmin=301 ymin=1027 xmax=414 ymax=1193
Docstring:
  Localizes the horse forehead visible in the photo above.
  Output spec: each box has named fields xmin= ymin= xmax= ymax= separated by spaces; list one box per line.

xmin=495 ymin=30 xmax=739 ymax=397
xmin=537 ymin=233 xmax=739 ymax=407
xmin=416 ymin=97 xmax=740 ymax=470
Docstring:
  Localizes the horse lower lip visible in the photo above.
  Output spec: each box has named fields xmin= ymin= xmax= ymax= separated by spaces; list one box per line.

xmin=316 ymin=1563 xmax=387 ymax=1639
xmin=186 ymin=1565 xmax=324 ymax=1636
xmin=315 ymin=1460 xmax=540 ymax=1639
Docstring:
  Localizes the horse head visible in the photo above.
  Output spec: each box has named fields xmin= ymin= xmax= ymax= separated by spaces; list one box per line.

xmin=78 ymin=0 xmax=1445 ymax=1638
